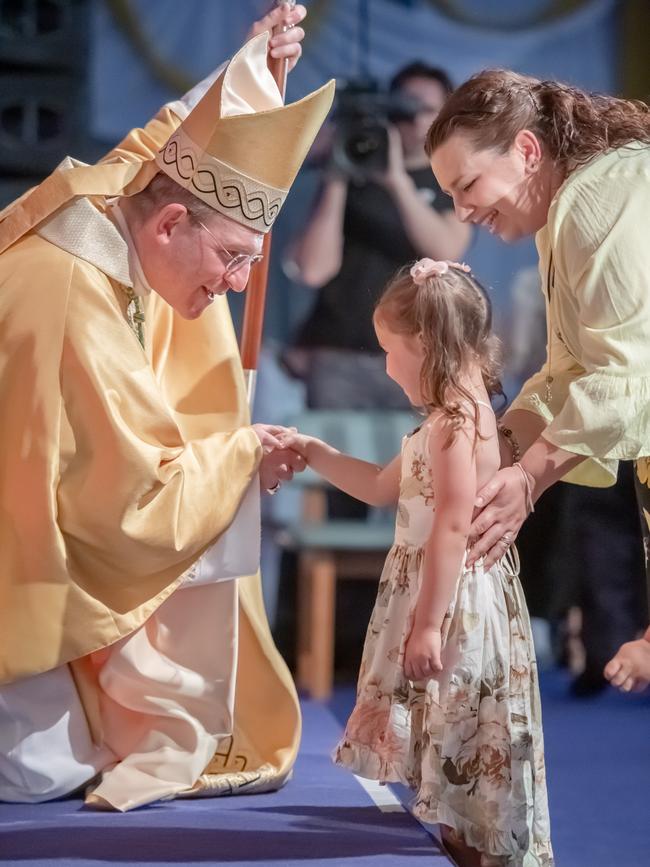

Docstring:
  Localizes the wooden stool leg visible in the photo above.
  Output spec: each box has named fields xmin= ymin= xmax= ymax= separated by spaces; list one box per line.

xmin=296 ymin=552 xmax=337 ymax=699
xmin=309 ymin=553 xmax=336 ymax=701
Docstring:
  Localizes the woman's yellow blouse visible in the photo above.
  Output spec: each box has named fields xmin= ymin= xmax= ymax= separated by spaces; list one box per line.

xmin=510 ymin=143 xmax=650 ymax=486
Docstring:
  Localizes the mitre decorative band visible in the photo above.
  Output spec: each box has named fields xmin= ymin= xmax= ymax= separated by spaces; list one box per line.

xmin=156 ymin=129 xmax=287 ymax=233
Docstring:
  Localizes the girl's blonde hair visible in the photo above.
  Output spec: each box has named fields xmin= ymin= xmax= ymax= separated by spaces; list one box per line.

xmin=374 ymin=264 xmax=502 ymax=433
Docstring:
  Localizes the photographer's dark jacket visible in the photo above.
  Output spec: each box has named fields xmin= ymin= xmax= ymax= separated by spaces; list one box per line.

xmin=295 ymin=167 xmax=454 ymax=352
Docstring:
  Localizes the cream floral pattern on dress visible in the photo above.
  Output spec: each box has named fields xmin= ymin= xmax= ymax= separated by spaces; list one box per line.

xmin=334 ymin=424 xmax=554 ymax=866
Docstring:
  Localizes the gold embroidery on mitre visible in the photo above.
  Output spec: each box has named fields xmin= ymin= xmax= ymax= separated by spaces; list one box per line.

xmin=157 ymin=128 xmax=285 ymax=233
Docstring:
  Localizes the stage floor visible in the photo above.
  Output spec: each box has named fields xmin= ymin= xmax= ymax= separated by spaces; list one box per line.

xmin=0 ymin=670 xmax=648 ymax=866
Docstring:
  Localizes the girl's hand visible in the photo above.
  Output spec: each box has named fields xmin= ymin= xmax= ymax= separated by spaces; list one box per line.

xmin=252 ymin=424 xmax=307 ymax=490
xmin=404 ymin=624 xmax=443 ymax=681
xmin=277 ymin=429 xmax=312 ymax=459
xmin=252 ymin=423 xmax=289 ymax=453
xmin=466 ymin=465 xmax=532 ymax=568
xmin=247 ymin=3 xmax=307 ymax=73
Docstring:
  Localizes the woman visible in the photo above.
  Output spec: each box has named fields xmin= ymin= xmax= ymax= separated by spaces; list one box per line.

xmin=425 ymin=70 xmax=650 ymax=692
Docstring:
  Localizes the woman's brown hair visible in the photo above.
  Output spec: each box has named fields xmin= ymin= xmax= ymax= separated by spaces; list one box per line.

xmin=425 ymin=69 xmax=650 ymax=174
xmin=374 ymin=265 xmax=502 ymax=435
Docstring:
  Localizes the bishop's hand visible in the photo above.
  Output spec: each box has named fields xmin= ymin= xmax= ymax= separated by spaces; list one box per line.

xmin=247 ymin=3 xmax=307 ymax=73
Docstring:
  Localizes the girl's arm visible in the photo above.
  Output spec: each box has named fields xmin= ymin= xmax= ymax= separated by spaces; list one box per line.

xmin=289 ymin=434 xmax=401 ymax=507
xmin=404 ymin=415 xmax=477 ymax=680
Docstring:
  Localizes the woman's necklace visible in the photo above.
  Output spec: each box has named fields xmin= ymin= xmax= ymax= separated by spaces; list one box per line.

xmin=545 ymin=250 xmax=555 ymax=404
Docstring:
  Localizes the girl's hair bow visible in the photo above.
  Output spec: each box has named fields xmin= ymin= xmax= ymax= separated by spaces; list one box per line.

xmin=410 ymin=258 xmax=471 ymax=285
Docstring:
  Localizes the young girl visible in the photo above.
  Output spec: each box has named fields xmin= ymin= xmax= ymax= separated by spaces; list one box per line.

xmin=285 ymin=259 xmax=553 ymax=867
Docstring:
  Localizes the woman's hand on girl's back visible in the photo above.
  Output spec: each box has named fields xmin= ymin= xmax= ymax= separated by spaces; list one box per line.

xmin=404 ymin=624 xmax=443 ymax=681
xmin=466 ymin=466 xmax=530 ymax=568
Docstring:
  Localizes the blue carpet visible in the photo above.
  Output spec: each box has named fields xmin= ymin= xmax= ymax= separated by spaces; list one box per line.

xmin=536 ymin=670 xmax=650 ymax=867
xmin=1 ymin=671 xmax=647 ymax=866
xmin=0 ymin=700 xmax=442 ymax=866
xmin=331 ymin=668 xmax=650 ymax=867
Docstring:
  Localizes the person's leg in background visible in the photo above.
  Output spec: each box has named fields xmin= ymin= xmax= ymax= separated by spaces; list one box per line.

xmin=603 ymin=458 xmax=650 ymax=692
xmin=571 ymin=462 xmax=648 ymax=695
xmin=516 ymin=482 xmax=573 ymax=669
xmin=634 ymin=457 xmax=650 ymax=601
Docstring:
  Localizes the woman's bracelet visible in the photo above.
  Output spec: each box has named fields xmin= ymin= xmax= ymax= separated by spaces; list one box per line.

xmin=513 ymin=461 xmax=535 ymax=515
xmin=498 ymin=423 xmax=521 ymax=464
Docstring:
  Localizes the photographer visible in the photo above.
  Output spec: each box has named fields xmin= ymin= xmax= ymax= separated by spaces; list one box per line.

xmin=290 ymin=62 xmax=471 ymax=412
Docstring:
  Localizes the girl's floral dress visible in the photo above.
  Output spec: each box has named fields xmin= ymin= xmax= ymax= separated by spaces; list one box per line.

xmin=334 ymin=423 xmax=554 ymax=866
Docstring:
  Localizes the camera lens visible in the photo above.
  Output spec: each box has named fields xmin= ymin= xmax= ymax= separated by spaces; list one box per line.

xmin=333 ymin=121 xmax=389 ymax=179
xmin=345 ymin=127 xmax=385 ymax=162
xmin=330 ymin=80 xmax=396 ymax=180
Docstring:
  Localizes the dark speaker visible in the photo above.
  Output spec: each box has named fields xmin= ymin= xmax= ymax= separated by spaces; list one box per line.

xmin=0 ymin=70 xmax=86 ymax=174
xmin=0 ymin=0 xmax=88 ymax=72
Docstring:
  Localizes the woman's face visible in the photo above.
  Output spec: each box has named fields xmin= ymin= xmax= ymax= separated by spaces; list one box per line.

xmin=429 ymin=129 xmax=551 ymax=242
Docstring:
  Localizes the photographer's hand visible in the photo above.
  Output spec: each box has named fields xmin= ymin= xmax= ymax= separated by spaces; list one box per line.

xmin=372 ymin=125 xmax=408 ymax=190
xmin=376 ymin=125 xmax=471 ymax=261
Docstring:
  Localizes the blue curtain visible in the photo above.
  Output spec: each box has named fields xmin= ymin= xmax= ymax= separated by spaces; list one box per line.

xmin=90 ymin=0 xmax=619 ymax=345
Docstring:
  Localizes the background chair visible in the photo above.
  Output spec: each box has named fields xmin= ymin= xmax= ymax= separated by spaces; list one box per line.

xmin=280 ymin=409 xmax=417 ymax=700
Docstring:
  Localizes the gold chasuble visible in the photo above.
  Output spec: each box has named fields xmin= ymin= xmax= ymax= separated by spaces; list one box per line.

xmin=0 ymin=35 xmax=335 ymax=807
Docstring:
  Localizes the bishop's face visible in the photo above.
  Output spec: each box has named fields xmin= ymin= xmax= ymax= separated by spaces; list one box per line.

xmin=136 ymin=205 xmax=264 ymax=319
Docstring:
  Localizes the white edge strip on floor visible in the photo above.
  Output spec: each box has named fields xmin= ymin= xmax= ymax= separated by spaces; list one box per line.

xmin=353 ymin=775 xmax=405 ymax=813
xmin=353 ymin=776 xmax=448 ymax=861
